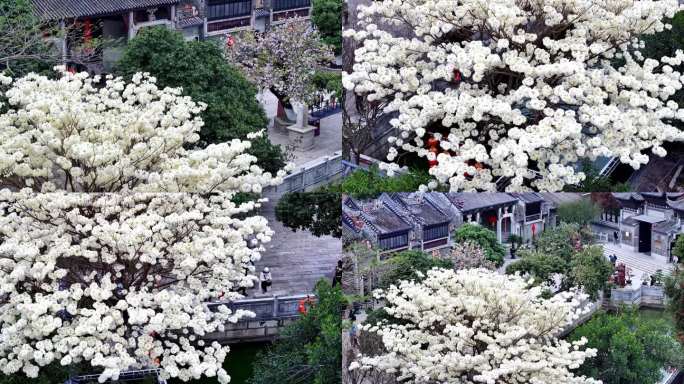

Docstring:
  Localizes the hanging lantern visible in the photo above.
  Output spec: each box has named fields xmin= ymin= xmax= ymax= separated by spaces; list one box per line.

xmin=427 ymin=136 xmax=440 ymax=168
xmin=531 ymin=223 xmax=536 ymax=236
xmin=487 ymin=215 xmax=497 ymax=225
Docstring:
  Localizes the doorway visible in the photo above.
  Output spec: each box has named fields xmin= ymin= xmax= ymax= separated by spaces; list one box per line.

xmin=638 ymin=221 xmax=652 ymax=253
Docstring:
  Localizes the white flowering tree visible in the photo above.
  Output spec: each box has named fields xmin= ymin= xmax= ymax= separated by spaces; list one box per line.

xmin=0 ymin=69 xmax=288 ymax=383
xmin=344 ymin=0 xmax=684 ymax=191
xmin=0 ymin=192 xmax=270 ymax=383
xmin=226 ymin=18 xmax=333 ymax=113
xmin=350 ymin=268 xmax=600 ymax=384
xmin=444 ymin=241 xmax=496 ymax=270
xmin=0 ymin=68 xmax=289 ymax=193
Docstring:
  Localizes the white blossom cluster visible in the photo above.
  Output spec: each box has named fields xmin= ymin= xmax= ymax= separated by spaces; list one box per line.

xmin=0 ymin=192 xmax=271 ymax=383
xmin=351 ymin=268 xmax=600 ymax=383
xmin=344 ymin=0 xmax=684 ymax=191
xmin=0 ymin=68 xmax=289 ymax=382
xmin=0 ymin=67 xmax=291 ymax=193
xmin=226 ymin=18 xmax=334 ymax=105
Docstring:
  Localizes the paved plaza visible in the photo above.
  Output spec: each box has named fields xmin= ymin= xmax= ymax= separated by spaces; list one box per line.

xmin=248 ymin=190 xmax=342 ymax=298
xmin=601 ymin=241 xmax=673 ymax=287
xmin=259 ymin=90 xmax=342 ymax=166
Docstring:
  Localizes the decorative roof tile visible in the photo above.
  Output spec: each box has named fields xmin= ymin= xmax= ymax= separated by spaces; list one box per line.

xmin=33 ymin=0 xmax=181 ymax=20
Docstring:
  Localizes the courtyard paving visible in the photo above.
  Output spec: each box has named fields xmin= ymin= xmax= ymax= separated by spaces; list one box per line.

xmin=601 ymin=241 xmax=673 ymax=287
xmin=247 ymin=190 xmax=343 ymax=298
xmin=259 ymin=90 xmax=342 ymax=166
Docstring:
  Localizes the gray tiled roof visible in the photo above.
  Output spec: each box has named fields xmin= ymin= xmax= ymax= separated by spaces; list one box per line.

xmin=508 ymin=192 xmax=544 ymax=203
xmin=33 ymin=0 xmax=181 ymax=20
xmin=445 ymin=193 xmax=518 ymax=213
xmin=341 ymin=197 xmax=412 ymax=235
xmin=653 ymin=220 xmax=680 ymax=234
xmin=177 ymin=15 xmax=204 ymax=28
xmin=254 ymin=8 xmax=270 ymax=17
xmin=535 ymin=193 xmax=583 ymax=207
xmin=612 ymin=193 xmax=644 ymax=201
xmin=386 ymin=193 xmax=450 ymax=226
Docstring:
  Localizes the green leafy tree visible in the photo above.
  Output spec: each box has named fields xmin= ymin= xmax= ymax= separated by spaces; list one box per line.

xmin=568 ymin=245 xmax=614 ymax=300
xmin=332 ymin=166 xmax=436 ymax=199
xmin=557 ymin=199 xmax=601 ymax=227
xmin=311 ymin=71 xmax=342 ymax=100
xmin=115 ymin=27 xmax=284 ymax=173
xmin=569 ymin=309 xmax=684 ymax=384
xmin=507 ymin=224 xmax=610 ymax=299
xmin=249 ymin=280 xmax=344 ymax=384
xmin=506 ymin=251 xmax=566 ymax=286
xmin=311 ymin=0 xmax=342 ymax=54
xmin=0 ymin=0 xmax=60 ymax=78
xmin=275 ymin=192 xmax=342 ymax=238
xmin=664 ymin=267 xmax=684 ymax=343
xmin=673 ymin=235 xmax=684 ymax=262
xmin=453 ymin=223 xmax=505 ymax=266
xmin=379 ymin=250 xmax=453 ymax=288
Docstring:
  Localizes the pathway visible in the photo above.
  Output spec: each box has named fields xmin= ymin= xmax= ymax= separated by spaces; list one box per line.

xmin=259 ymin=90 xmax=342 ymax=166
xmin=248 ymin=191 xmax=343 ymax=298
xmin=602 ymin=242 xmax=673 ymax=286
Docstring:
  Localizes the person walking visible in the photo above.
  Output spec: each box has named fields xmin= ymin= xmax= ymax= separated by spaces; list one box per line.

xmin=260 ymin=267 xmax=272 ymax=294
xmin=613 ymin=231 xmax=619 ymax=244
xmin=349 ymin=314 xmax=359 ymax=349
xmin=609 ymin=254 xmax=617 ymax=265
xmin=332 ymin=260 xmax=343 ymax=287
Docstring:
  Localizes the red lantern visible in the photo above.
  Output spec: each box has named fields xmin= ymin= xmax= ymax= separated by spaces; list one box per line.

xmin=531 ymin=223 xmax=536 ymax=236
xmin=487 ymin=215 xmax=497 ymax=225
xmin=453 ymin=69 xmax=461 ymax=82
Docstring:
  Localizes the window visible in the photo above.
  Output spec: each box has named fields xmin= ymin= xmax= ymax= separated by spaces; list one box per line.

xmin=378 ymin=232 xmax=408 ymax=251
xmin=207 ymin=0 xmax=252 ymax=20
xmin=272 ymin=0 xmax=310 ymax=11
xmin=423 ymin=223 xmax=448 ymax=241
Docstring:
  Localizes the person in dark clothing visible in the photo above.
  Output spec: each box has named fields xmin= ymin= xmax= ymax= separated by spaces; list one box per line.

xmin=260 ymin=267 xmax=272 ymax=293
xmin=333 ymin=260 xmax=343 ymax=287
xmin=613 ymin=231 xmax=619 ymax=244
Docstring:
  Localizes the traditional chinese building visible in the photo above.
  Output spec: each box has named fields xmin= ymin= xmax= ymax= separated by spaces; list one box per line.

xmin=612 ymin=192 xmax=684 ymax=257
xmin=32 ymin=0 xmax=312 ymax=72
xmin=342 ymin=193 xmax=565 ymax=254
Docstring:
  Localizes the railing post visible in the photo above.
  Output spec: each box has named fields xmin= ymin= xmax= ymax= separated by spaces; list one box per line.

xmin=273 ymin=296 xmax=279 ymax=318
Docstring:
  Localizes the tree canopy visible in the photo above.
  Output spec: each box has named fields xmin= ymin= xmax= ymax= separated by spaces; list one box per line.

xmin=311 ymin=0 xmax=343 ymax=54
xmin=275 ymin=192 xmax=342 ymax=238
xmin=557 ymin=199 xmax=601 ymax=227
xmin=453 ymin=223 xmax=506 ymax=266
xmin=506 ymin=224 xmax=612 ymax=299
xmin=352 ymin=268 xmax=600 ymax=384
xmin=664 ymin=266 xmax=684 ymax=343
xmin=115 ymin=26 xmax=285 ymax=174
xmin=249 ymin=280 xmax=345 ymax=384
xmin=569 ymin=309 xmax=684 ymax=384
xmin=345 ymin=0 xmax=684 ymax=191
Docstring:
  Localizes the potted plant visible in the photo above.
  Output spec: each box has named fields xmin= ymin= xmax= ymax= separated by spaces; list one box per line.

xmin=508 ymin=234 xmax=523 ymax=259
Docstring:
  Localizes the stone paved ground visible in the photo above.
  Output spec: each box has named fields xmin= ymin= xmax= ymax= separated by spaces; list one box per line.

xmin=246 ymin=190 xmax=343 ymax=298
xmin=259 ymin=90 xmax=342 ymax=166
xmin=601 ymin=241 xmax=673 ymax=287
